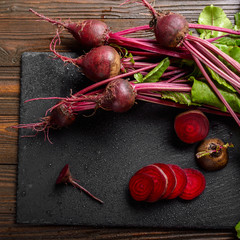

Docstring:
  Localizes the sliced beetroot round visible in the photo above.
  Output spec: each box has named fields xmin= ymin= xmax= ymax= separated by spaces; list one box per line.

xmin=174 ymin=110 xmax=209 ymax=144
xmin=179 ymin=168 xmax=206 ymax=200
xmin=136 ymin=164 xmax=168 ymax=202
xmin=129 ymin=172 xmax=154 ymax=201
xmin=153 ymin=163 xmax=177 ymax=199
xmin=167 ymin=164 xmax=187 ymax=199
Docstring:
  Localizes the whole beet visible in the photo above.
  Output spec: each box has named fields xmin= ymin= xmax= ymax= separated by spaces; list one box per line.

xmin=30 ymin=9 xmax=110 ymax=49
xmin=153 ymin=12 xmax=189 ymax=48
xmin=68 ymin=19 xmax=110 ymax=49
xmin=80 ymin=45 xmax=121 ymax=82
xmin=100 ymin=78 xmax=136 ymax=113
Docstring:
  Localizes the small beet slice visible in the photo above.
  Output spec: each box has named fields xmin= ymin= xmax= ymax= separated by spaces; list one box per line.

xmin=137 ymin=164 xmax=168 ymax=202
xmin=179 ymin=168 xmax=206 ymax=200
xmin=174 ymin=110 xmax=209 ymax=144
xmin=129 ymin=172 xmax=154 ymax=201
xmin=154 ymin=163 xmax=177 ymax=199
xmin=167 ymin=164 xmax=187 ymax=199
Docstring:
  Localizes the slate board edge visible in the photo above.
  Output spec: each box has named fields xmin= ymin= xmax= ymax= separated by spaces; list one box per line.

xmin=16 ymin=52 xmax=240 ymax=229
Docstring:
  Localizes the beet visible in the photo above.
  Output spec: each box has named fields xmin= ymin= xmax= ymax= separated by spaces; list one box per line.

xmin=56 ymin=164 xmax=103 ymax=204
xmin=196 ymin=138 xmax=233 ymax=171
xmin=136 ymin=165 xmax=168 ymax=202
xmin=179 ymin=168 xmax=206 ymax=200
xmin=12 ymin=102 xmax=76 ymax=143
xmin=134 ymin=0 xmax=188 ymax=48
xmin=174 ymin=110 xmax=209 ymax=144
xmin=153 ymin=11 xmax=189 ymax=48
xmin=154 ymin=163 xmax=176 ymax=199
xmin=125 ymin=0 xmax=240 ymax=127
xmin=167 ymin=164 xmax=187 ymax=199
xmin=49 ymin=102 xmax=76 ymax=128
xmin=99 ymin=78 xmax=136 ymax=113
xmin=129 ymin=163 xmax=206 ymax=202
xmin=129 ymin=172 xmax=154 ymax=201
xmin=50 ymin=35 xmax=121 ymax=82
xmin=30 ymin=9 xmax=109 ymax=49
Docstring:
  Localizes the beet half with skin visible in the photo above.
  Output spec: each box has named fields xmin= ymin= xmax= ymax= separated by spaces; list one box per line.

xmin=196 ymin=138 xmax=231 ymax=171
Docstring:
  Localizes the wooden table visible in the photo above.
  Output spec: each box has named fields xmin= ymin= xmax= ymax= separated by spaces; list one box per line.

xmin=0 ymin=0 xmax=239 ymax=239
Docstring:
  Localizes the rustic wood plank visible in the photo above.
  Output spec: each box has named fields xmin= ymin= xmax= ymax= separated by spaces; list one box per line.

xmin=0 ymin=116 xmax=18 ymax=164
xmin=0 ymin=165 xmax=16 ymax=215
xmin=0 ymin=81 xmax=19 ymax=97
xmin=0 ymin=97 xmax=19 ymax=116
xmin=0 ymin=224 xmax=236 ymax=240
xmin=0 ymin=0 xmax=239 ymax=20
xmin=0 ymin=67 xmax=19 ymax=80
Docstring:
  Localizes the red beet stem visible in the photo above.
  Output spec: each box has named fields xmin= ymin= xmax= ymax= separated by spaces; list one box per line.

xmin=183 ymin=40 xmax=240 ymax=88
xmin=136 ymin=94 xmax=190 ymax=109
xmin=112 ymin=25 xmax=152 ymax=36
xmin=186 ymin=34 xmax=240 ymax=73
xmin=56 ymin=164 xmax=103 ymax=204
xmin=163 ymin=71 xmax=189 ymax=83
xmin=133 ymin=82 xmax=192 ymax=92
xmin=191 ymin=51 xmax=240 ymax=127
xmin=189 ymin=23 xmax=240 ymax=35
xmin=190 ymin=41 xmax=240 ymax=88
xmin=137 ymin=93 xmax=240 ymax=118
xmin=74 ymin=63 xmax=159 ymax=96
xmin=110 ymin=35 xmax=191 ymax=59
xmin=70 ymin=180 xmax=103 ymax=204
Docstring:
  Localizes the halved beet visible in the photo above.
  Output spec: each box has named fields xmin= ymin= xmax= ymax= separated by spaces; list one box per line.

xmin=174 ymin=110 xmax=209 ymax=144
xmin=179 ymin=168 xmax=206 ymax=200
xmin=136 ymin=164 xmax=168 ymax=202
xmin=129 ymin=172 xmax=154 ymax=201
xmin=154 ymin=163 xmax=177 ymax=199
xmin=167 ymin=164 xmax=187 ymax=199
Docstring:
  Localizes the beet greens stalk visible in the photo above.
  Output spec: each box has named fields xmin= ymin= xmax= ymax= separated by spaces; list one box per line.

xmin=126 ymin=0 xmax=240 ymax=126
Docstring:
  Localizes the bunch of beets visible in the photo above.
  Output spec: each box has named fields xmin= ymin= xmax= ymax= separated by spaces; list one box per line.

xmin=16 ymin=0 xmax=240 ymax=142
xmin=15 ymin=0 xmax=240 ymax=201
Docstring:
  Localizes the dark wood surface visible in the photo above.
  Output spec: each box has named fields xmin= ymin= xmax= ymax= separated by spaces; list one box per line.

xmin=0 ymin=0 xmax=239 ymax=239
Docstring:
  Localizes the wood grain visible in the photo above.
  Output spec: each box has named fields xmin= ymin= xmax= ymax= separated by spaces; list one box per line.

xmin=0 ymin=0 xmax=239 ymax=238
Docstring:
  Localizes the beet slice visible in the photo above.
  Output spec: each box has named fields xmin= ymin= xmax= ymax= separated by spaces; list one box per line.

xmin=179 ymin=168 xmax=206 ymax=200
xmin=174 ymin=110 xmax=209 ymax=144
xmin=167 ymin=164 xmax=187 ymax=199
xmin=136 ymin=164 xmax=168 ymax=202
xmin=154 ymin=163 xmax=177 ymax=199
xmin=129 ymin=172 xmax=154 ymax=201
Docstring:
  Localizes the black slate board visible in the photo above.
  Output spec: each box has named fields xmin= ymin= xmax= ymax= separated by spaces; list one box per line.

xmin=17 ymin=52 xmax=240 ymax=228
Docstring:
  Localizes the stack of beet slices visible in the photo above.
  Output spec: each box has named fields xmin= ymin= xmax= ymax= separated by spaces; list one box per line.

xmin=129 ymin=163 xmax=206 ymax=202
